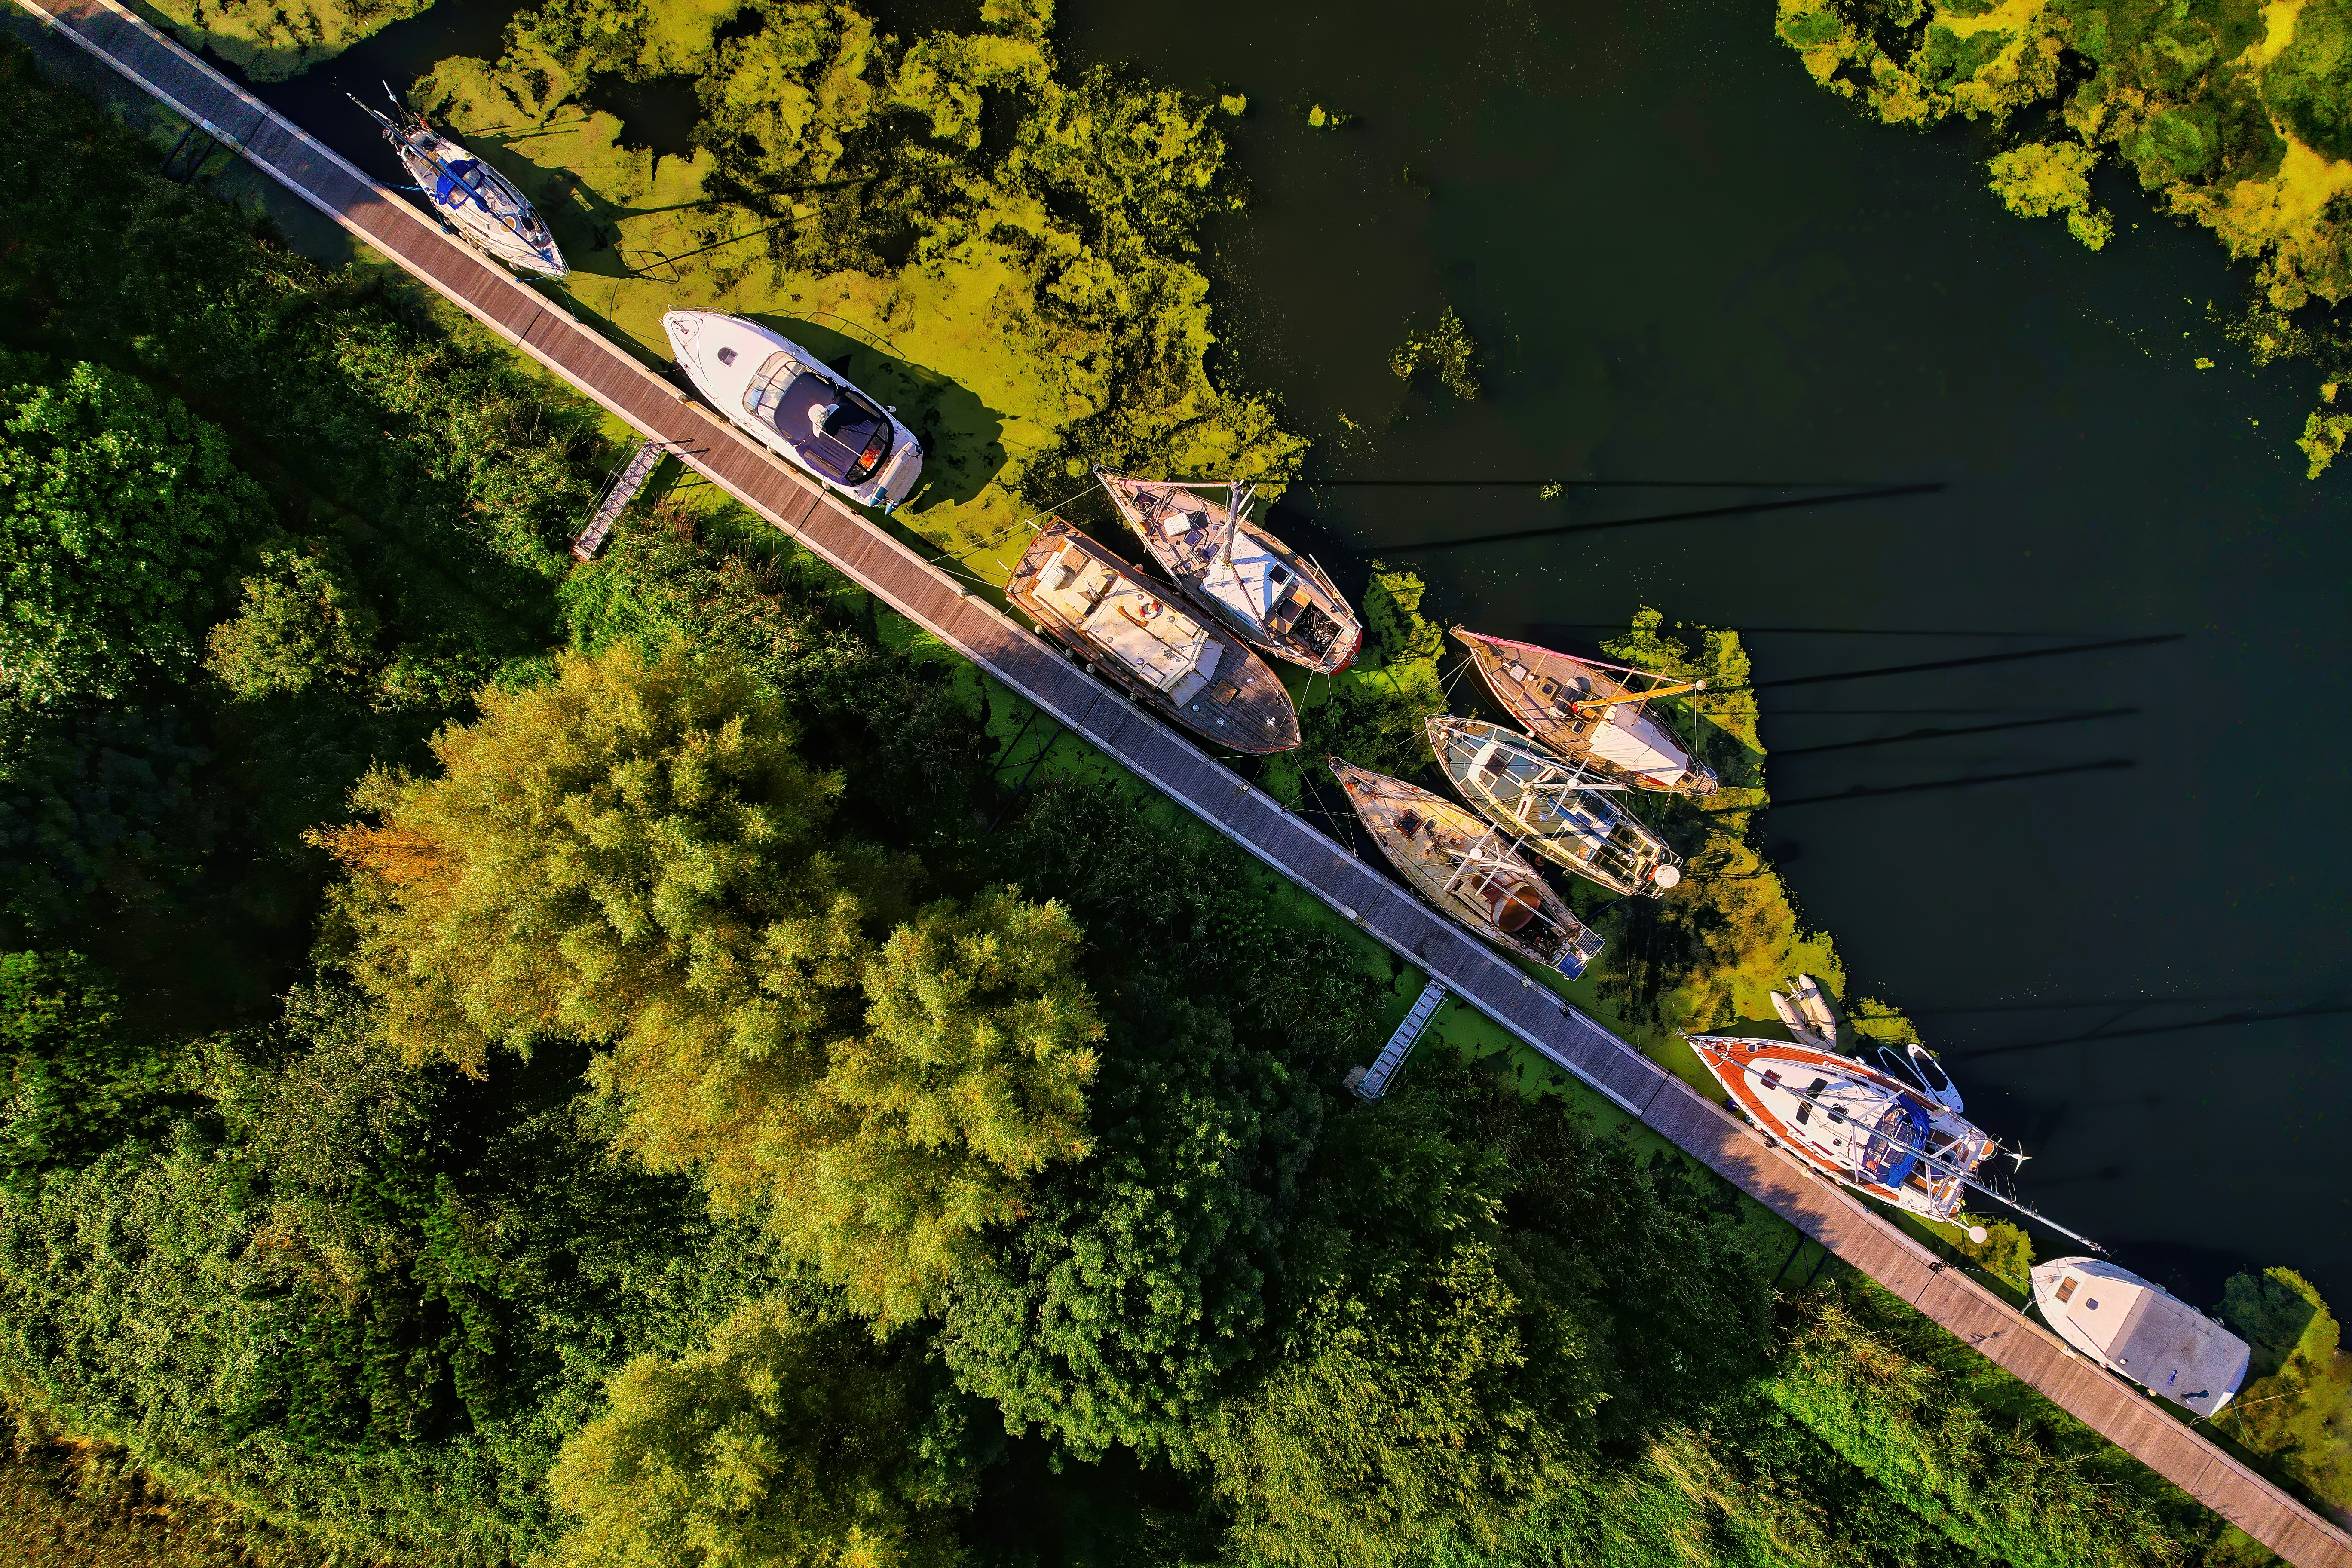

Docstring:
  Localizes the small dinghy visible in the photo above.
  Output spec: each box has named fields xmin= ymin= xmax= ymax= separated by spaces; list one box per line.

xmin=1094 ymin=468 xmax=1363 ymax=674
xmin=1425 ymin=716 xmax=1683 ymax=898
xmin=1454 ymin=628 xmax=1717 ymax=795
xmin=1771 ymin=991 xmax=1831 ymax=1048
xmin=662 ymin=311 xmax=925 ymax=513
xmin=2031 ymin=1257 xmax=2250 ymax=1416
xmin=353 ymin=91 xmax=566 ymax=279
xmin=1686 ymin=1034 xmax=1995 ymax=1223
xmin=1329 ymin=757 xmax=1605 ymax=977
xmin=1008 ymin=521 xmax=1299 ymax=753
xmin=1887 ymin=1041 xmax=1964 ymax=1113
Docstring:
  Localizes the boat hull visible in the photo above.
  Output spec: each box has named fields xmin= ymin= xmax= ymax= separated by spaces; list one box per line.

xmin=1096 ymin=469 xmax=1363 ymax=674
xmin=1008 ymin=521 xmax=1300 ymax=754
xmin=1426 ymin=716 xmax=1682 ymax=897
xmin=663 ymin=311 xmax=925 ymax=512
xmin=2030 ymin=1257 xmax=2250 ymax=1417
xmin=1329 ymin=757 xmax=1603 ymax=976
xmin=1453 ymin=628 xmax=1717 ymax=795
xmin=1686 ymin=1033 xmax=1991 ymax=1223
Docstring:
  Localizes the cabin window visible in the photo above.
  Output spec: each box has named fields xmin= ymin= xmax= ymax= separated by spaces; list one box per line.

xmin=1805 ymin=1078 xmax=1828 ymax=1097
xmin=2086 ymin=1298 xmax=2101 ymax=1311
xmin=1761 ymin=1069 xmax=1781 ymax=1087
xmin=1795 ymin=1103 xmax=1812 ymax=1125
xmin=1213 ymin=680 xmax=1241 ymax=705
xmin=2056 ymin=1277 xmax=2080 ymax=1305
xmin=717 ymin=346 xmax=738 ymax=366
xmin=1271 ymin=565 xmax=1292 ymax=585
xmin=1828 ymin=1106 xmax=1847 ymax=1124
xmin=1396 ymin=810 xmax=1423 ymax=837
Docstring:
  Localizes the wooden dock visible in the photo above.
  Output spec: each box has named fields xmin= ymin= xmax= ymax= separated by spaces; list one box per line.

xmin=18 ymin=3 xmax=2347 ymax=1561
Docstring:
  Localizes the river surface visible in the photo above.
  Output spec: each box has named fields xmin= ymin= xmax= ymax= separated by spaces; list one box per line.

xmin=132 ymin=0 xmax=2352 ymax=1306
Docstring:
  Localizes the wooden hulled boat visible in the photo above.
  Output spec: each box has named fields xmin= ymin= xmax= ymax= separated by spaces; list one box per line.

xmin=1008 ymin=521 xmax=1300 ymax=754
xmin=1329 ymin=757 xmax=1604 ymax=977
xmin=2030 ymin=1258 xmax=2250 ymax=1417
xmin=1453 ymin=628 xmax=1718 ymax=795
xmin=1095 ymin=468 xmax=1363 ymax=674
xmin=1425 ymin=716 xmax=1683 ymax=898
xmin=353 ymin=93 xmax=566 ymax=279
xmin=1685 ymin=1034 xmax=1994 ymax=1224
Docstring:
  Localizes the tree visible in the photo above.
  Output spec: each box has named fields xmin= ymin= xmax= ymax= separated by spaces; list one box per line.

xmin=940 ymin=996 xmax=1315 ymax=1460
xmin=548 ymin=1298 xmax=967 ymax=1568
xmin=782 ymin=888 xmax=1102 ymax=1326
xmin=313 ymin=638 xmax=875 ymax=1080
xmin=1197 ymin=1089 xmax=1608 ymax=1568
xmin=0 ymin=362 xmax=265 ymax=704
xmin=317 ymin=641 xmax=1099 ymax=1322
xmin=205 ymin=542 xmax=380 ymax=700
xmin=0 ymin=949 xmax=176 ymax=1193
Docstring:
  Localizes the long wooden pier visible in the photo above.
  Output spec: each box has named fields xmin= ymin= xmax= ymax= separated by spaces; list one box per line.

xmin=17 ymin=3 xmax=2348 ymax=1561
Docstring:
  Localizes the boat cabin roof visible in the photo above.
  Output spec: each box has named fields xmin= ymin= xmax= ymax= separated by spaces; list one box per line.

xmin=744 ymin=356 xmax=892 ymax=484
xmin=2032 ymin=1261 xmax=2251 ymax=1411
xmin=1031 ymin=543 xmax=1218 ymax=700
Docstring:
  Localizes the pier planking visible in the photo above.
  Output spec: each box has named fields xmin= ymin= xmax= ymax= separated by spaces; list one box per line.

xmin=13 ymin=1 xmax=2349 ymax=1562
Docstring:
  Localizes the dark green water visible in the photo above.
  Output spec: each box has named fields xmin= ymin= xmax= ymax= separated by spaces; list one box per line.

xmin=1059 ymin=0 xmax=2352 ymax=1305
xmin=174 ymin=0 xmax=2349 ymax=1305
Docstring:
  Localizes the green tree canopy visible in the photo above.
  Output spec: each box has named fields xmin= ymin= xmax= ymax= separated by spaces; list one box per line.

xmin=941 ymin=996 xmax=1316 ymax=1461
xmin=0 ymin=361 xmax=266 ymax=704
xmin=548 ymin=1299 xmax=967 ymax=1568
xmin=319 ymin=641 xmax=1099 ymax=1322
xmin=205 ymin=542 xmax=380 ymax=701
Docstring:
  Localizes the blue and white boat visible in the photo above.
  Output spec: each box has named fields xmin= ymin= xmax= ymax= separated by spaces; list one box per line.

xmin=354 ymin=93 xmax=566 ymax=279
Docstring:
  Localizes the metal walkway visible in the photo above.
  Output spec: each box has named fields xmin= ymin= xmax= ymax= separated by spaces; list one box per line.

xmin=571 ymin=438 xmax=667 ymax=561
xmin=17 ymin=3 xmax=2345 ymax=1562
xmin=1349 ymin=978 xmax=1448 ymax=1101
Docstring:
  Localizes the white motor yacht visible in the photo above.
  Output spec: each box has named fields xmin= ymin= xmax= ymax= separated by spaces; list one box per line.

xmin=2030 ymin=1258 xmax=2251 ymax=1416
xmin=662 ymin=310 xmax=925 ymax=513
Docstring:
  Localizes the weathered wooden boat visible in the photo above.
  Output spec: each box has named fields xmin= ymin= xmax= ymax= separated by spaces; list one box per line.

xmin=1095 ymin=468 xmax=1363 ymax=674
xmin=1008 ymin=521 xmax=1300 ymax=753
xmin=1329 ymin=757 xmax=1604 ymax=977
xmin=353 ymin=92 xmax=566 ymax=279
xmin=663 ymin=310 xmax=925 ymax=513
xmin=1685 ymin=1034 xmax=1995 ymax=1224
xmin=2030 ymin=1258 xmax=2250 ymax=1417
xmin=1453 ymin=628 xmax=1718 ymax=795
xmin=1425 ymin=716 xmax=1683 ymax=898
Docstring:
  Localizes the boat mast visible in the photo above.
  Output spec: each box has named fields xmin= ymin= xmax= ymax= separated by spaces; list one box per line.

xmin=1710 ymin=1047 xmax=2107 ymax=1253
xmin=1572 ymin=676 xmax=1707 ymax=719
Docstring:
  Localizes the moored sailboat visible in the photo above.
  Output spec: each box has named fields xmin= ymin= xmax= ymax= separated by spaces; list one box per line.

xmin=1685 ymin=1033 xmax=1995 ymax=1224
xmin=352 ymin=92 xmax=566 ymax=279
xmin=1329 ymin=757 xmax=1605 ymax=977
xmin=1095 ymin=468 xmax=1363 ymax=674
xmin=2030 ymin=1258 xmax=2250 ymax=1416
xmin=1008 ymin=521 xmax=1300 ymax=753
xmin=1425 ymin=716 xmax=1683 ymax=898
xmin=1454 ymin=628 xmax=1718 ymax=795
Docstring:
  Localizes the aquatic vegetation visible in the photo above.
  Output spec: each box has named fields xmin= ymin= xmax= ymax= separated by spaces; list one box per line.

xmin=141 ymin=0 xmax=433 ymax=81
xmin=2219 ymin=1266 xmax=2352 ymax=1516
xmin=1391 ymin=306 xmax=1483 ymax=399
xmin=413 ymin=0 xmax=1306 ymax=571
xmin=1776 ymin=0 xmax=2352 ymax=473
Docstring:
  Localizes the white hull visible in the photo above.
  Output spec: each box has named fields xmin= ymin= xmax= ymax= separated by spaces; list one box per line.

xmin=2030 ymin=1257 xmax=2249 ymax=1416
xmin=663 ymin=311 xmax=924 ymax=512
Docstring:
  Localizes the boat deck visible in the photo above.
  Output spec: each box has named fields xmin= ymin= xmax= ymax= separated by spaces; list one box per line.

xmin=29 ymin=4 xmax=2344 ymax=1560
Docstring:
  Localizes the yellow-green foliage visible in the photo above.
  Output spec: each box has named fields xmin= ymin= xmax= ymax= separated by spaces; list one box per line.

xmin=204 ymin=543 xmax=380 ymax=702
xmin=311 ymin=639 xmax=1101 ymax=1323
xmin=1391 ymin=307 xmax=1482 ymax=399
xmin=548 ymin=1299 xmax=966 ymax=1568
xmin=411 ymin=0 xmax=1306 ymax=573
xmin=1776 ymin=0 xmax=2352 ymax=469
xmin=2220 ymin=1266 xmax=2352 ymax=1513
xmin=1956 ymin=1215 xmax=2035 ymax=1292
xmin=142 ymin=0 xmax=433 ymax=82
xmin=1988 ymin=140 xmax=2115 ymax=246
xmin=2299 ymin=407 xmax=2352 ymax=474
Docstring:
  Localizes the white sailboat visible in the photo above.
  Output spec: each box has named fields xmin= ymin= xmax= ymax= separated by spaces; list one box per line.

xmin=353 ymin=92 xmax=566 ymax=279
xmin=1425 ymin=715 xmax=1683 ymax=897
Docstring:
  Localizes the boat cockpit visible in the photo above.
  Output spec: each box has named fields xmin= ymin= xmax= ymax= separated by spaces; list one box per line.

xmin=743 ymin=353 xmax=893 ymax=484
